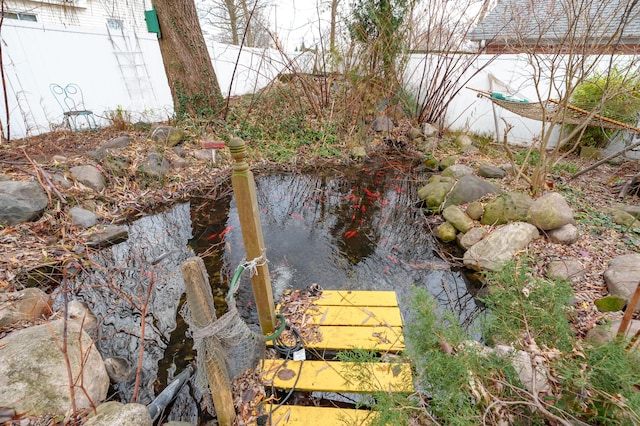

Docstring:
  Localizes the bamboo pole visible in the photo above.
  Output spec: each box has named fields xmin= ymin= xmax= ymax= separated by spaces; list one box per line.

xmin=227 ymin=137 xmax=276 ymax=335
xmin=181 ymin=257 xmax=235 ymax=426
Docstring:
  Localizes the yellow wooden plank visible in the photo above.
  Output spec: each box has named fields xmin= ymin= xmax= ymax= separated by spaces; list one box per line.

xmin=305 ymin=325 xmax=405 ymax=351
xmin=315 ymin=290 xmax=399 ymax=307
xmin=264 ymin=405 xmax=375 ymax=425
xmin=309 ymin=305 xmax=403 ymax=327
xmin=261 ymin=360 xmax=413 ymax=393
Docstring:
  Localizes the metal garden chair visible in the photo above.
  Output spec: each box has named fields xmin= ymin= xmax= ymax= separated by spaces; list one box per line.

xmin=50 ymin=83 xmax=99 ymax=131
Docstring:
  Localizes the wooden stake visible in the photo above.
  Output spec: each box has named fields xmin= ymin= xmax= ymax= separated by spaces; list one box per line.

xmin=617 ymin=281 xmax=640 ymax=339
xmin=181 ymin=257 xmax=236 ymax=426
xmin=228 ymin=137 xmax=276 ymax=335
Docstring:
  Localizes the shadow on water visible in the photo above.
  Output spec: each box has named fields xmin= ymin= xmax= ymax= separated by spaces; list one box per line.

xmin=56 ymin=156 xmax=482 ymax=423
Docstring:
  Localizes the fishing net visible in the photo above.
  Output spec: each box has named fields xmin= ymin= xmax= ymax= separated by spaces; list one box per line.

xmin=181 ymin=256 xmax=268 ymax=398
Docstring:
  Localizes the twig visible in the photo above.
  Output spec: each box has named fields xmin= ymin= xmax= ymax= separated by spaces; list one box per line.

xmin=22 ymin=149 xmax=67 ymax=204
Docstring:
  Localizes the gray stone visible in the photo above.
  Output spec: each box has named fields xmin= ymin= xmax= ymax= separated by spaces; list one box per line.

xmin=418 ymin=176 xmax=456 ymax=211
xmin=586 ymin=319 xmax=640 ymax=349
xmin=371 ymin=115 xmax=394 ymax=132
xmin=350 ymin=146 xmax=367 ymax=159
xmin=192 ymin=149 xmax=216 ymax=162
xmin=456 ymin=134 xmax=474 ymax=146
xmin=0 ymin=319 xmax=109 ymax=416
xmin=408 ymin=127 xmax=423 ymax=141
xmin=173 ymin=146 xmax=188 ymax=158
xmin=493 ymin=345 xmax=550 ymax=394
xmin=0 ymin=181 xmax=49 ymax=225
xmin=478 ymin=164 xmax=506 ymax=179
xmin=442 ymin=164 xmax=474 ymax=179
xmin=466 ymin=201 xmax=484 ymax=221
xmin=614 ymin=204 xmax=640 ymax=217
xmin=87 ymin=225 xmax=129 ymax=248
xmin=101 ymin=135 xmax=131 ymax=150
xmin=66 ymin=300 xmax=97 ymax=331
xmin=443 ymin=175 xmax=502 ymax=208
xmin=0 ymin=174 xmax=10 ymax=181
xmin=546 ymin=259 xmax=586 ymax=282
xmin=609 ymin=209 xmax=640 ymax=231
xmin=435 ymin=221 xmax=458 ymax=242
xmin=423 ymin=123 xmax=439 ymax=137
xmin=461 ymin=145 xmax=480 ymax=154
xmin=528 ymin=192 xmax=574 ymax=231
xmin=439 ymin=155 xmax=458 ymax=169
xmin=481 ymin=192 xmax=533 ymax=225
xmin=604 ymin=254 xmax=640 ymax=310
xmin=51 ymin=173 xmax=73 ymax=189
xmin=70 ymin=165 xmax=106 ymax=192
xmin=100 ymin=155 xmax=131 ymax=177
xmin=457 ymin=227 xmax=488 ymax=250
xmin=442 ymin=205 xmax=475 ymax=233
xmin=69 ymin=207 xmax=98 ymax=228
xmin=85 ymin=401 xmax=151 ymax=426
xmin=172 ymin=157 xmax=190 ymax=169
xmin=499 ymin=163 xmax=516 ymax=176
xmin=463 ymin=222 xmax=539 ymax=271
xmin=151 ymin=126 xmax=187 ymax=147
xmin=140 ymin=153 xmax=170 ymax=178
xmin=547 ymin=223 xmax=580 ymax=245
xmin=0 ymin=288 xmax=51 ymax=327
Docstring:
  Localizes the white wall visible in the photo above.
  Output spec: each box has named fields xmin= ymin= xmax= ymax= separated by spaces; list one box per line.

xmin=1 ymin=19 xmax=172 ymax=139
xmin=209 ymin=41 xmax=315 ymax=97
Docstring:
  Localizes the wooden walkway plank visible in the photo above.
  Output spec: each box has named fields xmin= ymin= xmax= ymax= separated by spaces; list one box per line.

xmin=265 ymin=405 xmax=375 ymax=425
xmin=308 ymin=305 xmax=403 ymax=327
xmin=315 ymin=290 xmax=399 ymax=307
xmin=304 ymin=325 xmax=405 ymax=351
xmin=261 ymin=360 xmax=413 ymax=393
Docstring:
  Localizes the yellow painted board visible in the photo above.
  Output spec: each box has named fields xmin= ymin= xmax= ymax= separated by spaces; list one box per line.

xmin=315 ymin=290 xmax=399 ymax=307
xmin=305 ymin=325 xmax=405 ymax=351
xmin=309 ymin=305 xmax=403 ymax=327
xmin=264 ymin=405 xmax=375 ymax=425
xmin=261 ymin=360 xmax=414 ymax=393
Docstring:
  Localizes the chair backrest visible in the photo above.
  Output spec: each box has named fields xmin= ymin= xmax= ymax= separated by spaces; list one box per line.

xmin=50 ymin=83 xmax=88 ymax=113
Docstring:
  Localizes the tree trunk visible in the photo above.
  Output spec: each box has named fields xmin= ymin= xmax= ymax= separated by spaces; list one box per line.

xmin=153 ymin=0 xmax=223 ymax=118
xmin=330 ymin=0 xmax=339 ymax=54
xmin=225 ymin=0 xmax=239 ymax=45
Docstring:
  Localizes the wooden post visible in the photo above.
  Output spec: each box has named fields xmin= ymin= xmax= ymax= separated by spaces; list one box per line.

xmin=227 ymin=137 xmax=276 ymax=335
xmin=181 ymin=257 xmax=235 ymax=426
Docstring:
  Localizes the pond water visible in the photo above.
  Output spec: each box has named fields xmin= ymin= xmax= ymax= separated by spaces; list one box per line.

xmin=58 ymin=157 xmax=481 ymax=423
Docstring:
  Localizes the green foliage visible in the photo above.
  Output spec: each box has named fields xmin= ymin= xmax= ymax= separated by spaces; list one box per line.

xmin=568 ymin=67 xmax=640 ymax=148
xmin=551 ymin=161 xmax=580 ymax=175
xmin=515 ymin=149 xmax=540 ymax=166
xmin=482 ymin=259 xmax=575 ymax=351
xmin=554 ymin=341 xmax=640 ymax=425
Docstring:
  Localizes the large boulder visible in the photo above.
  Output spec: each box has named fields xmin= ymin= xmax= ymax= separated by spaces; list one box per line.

xmin=527 ymin=192 xmax=574 ymax=231
xmin=0 ymin=319 xmax=109 ymax=416
xmin=443 ymin=175 xmax=502 ymax=208
xmin=463 ymin=222 xmax=539 ymax=271
xmin=604 ymin=254 xmax=640 ymax=309
xmin=371 ymin=115 xmax=394 ymax=132
xmin=0 ymin=181 xmax=49 ymax=225
xmin=0 ymin=288 xmax=51 ymax=327
xmin=418 ymin=176 xmax=455 ymax=211
xmin=481 ymin=192 xmax=533 ymax=225
xmin=70 ymin=165 xmax=106 ymax=192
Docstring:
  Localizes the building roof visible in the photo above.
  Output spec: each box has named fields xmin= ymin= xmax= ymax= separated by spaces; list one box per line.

xmin=470 ymin=0 xmax=640 ymax=47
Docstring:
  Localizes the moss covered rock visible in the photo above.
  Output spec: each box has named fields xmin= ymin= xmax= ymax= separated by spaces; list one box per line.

xmin=482 ymin=192 xmax=533 ymax=225
xmin=435 ymin=221 xmax=458 ymax=242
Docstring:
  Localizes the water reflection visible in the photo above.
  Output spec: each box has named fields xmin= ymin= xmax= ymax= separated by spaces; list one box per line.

xmin=54 ymin=203 xmax=194 ymax=405
xmin=193 ymin=160 xmax=480 ymax=329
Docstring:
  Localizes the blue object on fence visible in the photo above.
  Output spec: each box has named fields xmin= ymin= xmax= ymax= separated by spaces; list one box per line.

xmin=50 ymin=83 xmax=99 ymax=131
